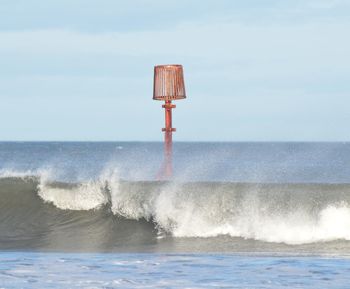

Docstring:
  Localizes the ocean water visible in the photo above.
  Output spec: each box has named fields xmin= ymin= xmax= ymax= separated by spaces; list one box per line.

xmin=1 ymin=253 xmax=350 ymax=288
xmin=1 ymin=142 xmax=350 ymax=288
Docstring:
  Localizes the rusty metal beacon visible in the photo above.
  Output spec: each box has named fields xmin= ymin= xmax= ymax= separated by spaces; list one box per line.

xmin=153 ymin=64 xmax=186 ymax=179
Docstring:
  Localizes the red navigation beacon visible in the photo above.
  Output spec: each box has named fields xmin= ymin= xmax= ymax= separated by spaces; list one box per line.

xmin=153 ymin=64 xmax=186 ymax=179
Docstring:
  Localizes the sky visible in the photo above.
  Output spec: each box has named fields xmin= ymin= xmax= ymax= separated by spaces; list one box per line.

xmin=0 ymin=0 xmax=349 ymax=141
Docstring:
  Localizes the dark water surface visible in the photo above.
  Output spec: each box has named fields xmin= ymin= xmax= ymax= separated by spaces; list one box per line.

xmin=1 ymin=142 xmax=350 ymax=288
xmin=1 ymin=142 xmax=350 ymax=253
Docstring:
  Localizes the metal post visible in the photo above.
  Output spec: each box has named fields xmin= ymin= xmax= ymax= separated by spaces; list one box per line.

xmin=162 ymin=100 xmax=176 ymax=178
xmin=153 ymin=64 xmax=186 ymax=180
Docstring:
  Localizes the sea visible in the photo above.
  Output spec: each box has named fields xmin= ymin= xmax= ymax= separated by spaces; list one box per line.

xmin=1 ymin=141 xmax=350 ymax=288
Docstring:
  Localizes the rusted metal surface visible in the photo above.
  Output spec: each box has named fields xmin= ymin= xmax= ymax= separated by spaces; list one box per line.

xmin=153 ymin=64 xmax=186 ymax=180
xmin=153 ymin=65 xmax=186 ymax=101
xmin=160 ymin=100 xmax=176 ymax=179
xmin=162 ymin=101 xmax=176 ymax=133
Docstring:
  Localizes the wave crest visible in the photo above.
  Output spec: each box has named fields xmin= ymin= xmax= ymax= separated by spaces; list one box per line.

xmin=2 ymin=170 xmax=350 ymax=245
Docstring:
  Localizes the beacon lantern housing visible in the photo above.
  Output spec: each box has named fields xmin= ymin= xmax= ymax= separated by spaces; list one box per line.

xmin=153 ymin=64 xmax=186 ymax=179
xmin=153 ymin=65 xmax=186 ymax=101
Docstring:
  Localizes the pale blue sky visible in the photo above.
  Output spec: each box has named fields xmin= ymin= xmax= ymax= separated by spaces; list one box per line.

xmin=0 ymin=0 xmax=349 ymax=141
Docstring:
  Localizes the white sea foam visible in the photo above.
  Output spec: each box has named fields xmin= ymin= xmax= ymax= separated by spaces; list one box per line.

xmin=39 ymin=174 xmax=350 ymax=244
xmin=36 ymin=168 xmax=118 ymax=210
xmin=108 ymin=183 xmax=350 ymax=245
xmin=0 ymin=168 xmax=109 ymax=210
xmin=164 ymin=202 xmax=350 ymax=245
xmin=0 ymin=168 xmax=38 ymax=178
xmin=3 ymin=169 xmax=350 ymax=245
xmin=0 ymin=167 xmax=117 ymax=211
xmin=38 ymin=180 xmax=108 ymax=210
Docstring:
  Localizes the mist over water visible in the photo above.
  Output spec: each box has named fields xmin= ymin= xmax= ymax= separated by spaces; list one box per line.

xmin=1 ymin=142 xmax=350 ymax=183
xmin=1 ymin=142 xmax=350 ymax=254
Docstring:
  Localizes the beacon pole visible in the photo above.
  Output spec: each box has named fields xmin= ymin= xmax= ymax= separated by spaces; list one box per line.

xmin=153 ymin=65 xmax=186 ymax=180
xmin=162 ymin=100 xmax=176 ymax=178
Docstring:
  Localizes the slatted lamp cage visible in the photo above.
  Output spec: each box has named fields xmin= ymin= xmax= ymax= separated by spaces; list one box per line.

xmin=153 ymin=64 xmax=186 ymax=179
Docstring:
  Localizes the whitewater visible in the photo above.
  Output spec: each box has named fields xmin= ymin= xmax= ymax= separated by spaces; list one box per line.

xmin=2 ymin=172 xmax=350 ymax=249
xmin=2 ymin=142 xmax=350 ymax=288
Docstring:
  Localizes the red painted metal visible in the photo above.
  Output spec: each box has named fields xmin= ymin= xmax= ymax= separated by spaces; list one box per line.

xmin=153 ymin=65 xmax=186 ymax=179
xmin=153 ymin=64 xmax=186 ymax=101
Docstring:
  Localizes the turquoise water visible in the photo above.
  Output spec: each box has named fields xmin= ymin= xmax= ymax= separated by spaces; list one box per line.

xmin=1 ymin=253 xmax=350 ymax=288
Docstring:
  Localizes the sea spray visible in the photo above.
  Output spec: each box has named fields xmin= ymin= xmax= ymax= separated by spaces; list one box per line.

xmin=37 ymin=175 xmax=350 ymax=244
xmin=2 ymin=171 xmax=350 ymax=246
xmin=107 ymin=180 xmax=350 ymax=244
xmin=37 ymin=168 xmax=115 ymax=210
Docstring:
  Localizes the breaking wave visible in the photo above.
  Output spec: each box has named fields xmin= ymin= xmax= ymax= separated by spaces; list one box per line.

xmin=1 ymin=169 xmax=350 ymax=251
